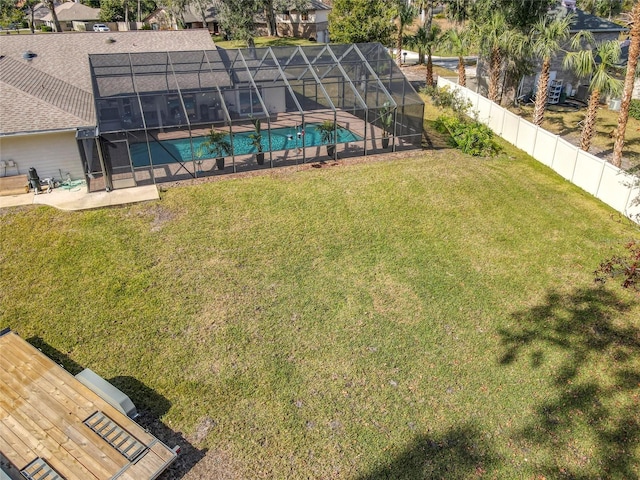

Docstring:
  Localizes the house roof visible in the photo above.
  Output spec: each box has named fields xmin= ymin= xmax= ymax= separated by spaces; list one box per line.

xmin=182 ymin=4 xmax=219 ymax=23
xmin=552 ymin=4 xmax=628 ymax=33
xmin=302 ymin=0 xmax=331 ymax=11
xmin=0 ymin=30 xmax=214 ymax=135
xmin=40 ymin=1 xmax=100 ymax=22
xmin=570 ymin=8 xmax=627 ymax=32
xmin=0 ymin=329 xmax=178 ymax=480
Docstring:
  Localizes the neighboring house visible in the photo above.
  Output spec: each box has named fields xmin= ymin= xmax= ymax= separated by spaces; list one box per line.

xmin=0 ymin=30 xmax=214 ymax=187
xmin=145 ymin=0 xmax=331 ymax=41
xmin=38 ymin=1 xmax=101 ymax=31
xmin=144 ymin=3 xmax=220 ymax=33
xmin=517 ymin=3 xmax=628 ymax=103
xmin=475 ymin=2 xmax=628 ymax=103
xmin=258 ymin=0 xmax=331 ymax=42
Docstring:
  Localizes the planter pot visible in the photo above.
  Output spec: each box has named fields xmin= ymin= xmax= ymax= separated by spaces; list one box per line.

xmin=382 ymin=137 xmax=390 ymax=149
xmin=256 ymin=152 xmax=265 ymax=165
xmin=326 ymin=144 xmax=336 ymax=158
xmin=216 ymin=158 xmax=225 ymax=170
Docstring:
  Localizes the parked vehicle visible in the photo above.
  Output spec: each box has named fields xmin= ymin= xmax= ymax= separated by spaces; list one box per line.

xmin=93 ymin=24 xmax=110 ymax=32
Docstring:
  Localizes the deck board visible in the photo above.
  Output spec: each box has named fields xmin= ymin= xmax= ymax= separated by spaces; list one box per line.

xmin=0 ymin=331 xmax=178 ymax=479
xmin=0 ymin=362 xmax=123 ymax=476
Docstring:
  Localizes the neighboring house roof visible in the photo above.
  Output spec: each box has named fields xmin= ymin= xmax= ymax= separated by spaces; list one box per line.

xmin=29 ymin=1 xmax=62 ymax=21
xmin=570 ymin=8 xmax=627 ymax=32
xmin=182 ymin=4 xmax=218 ymax=24
xmin=301 ymin=0 xmax=331 ymax=11
xmin=40 ymin=1 xmax=100 ymax=22
xmin=0 ymin=30 xmax=214 ymax=135
xmin=552 ymin=4 xmax=627 ymax=33
xmin=145 ymin=2 xmax=221 ymax=24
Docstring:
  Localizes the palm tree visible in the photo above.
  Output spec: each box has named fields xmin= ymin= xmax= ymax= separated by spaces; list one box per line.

xmin=472 ymin=12 xmax=509 ymax=102
xmin=394 ymin=3 xmax=418 ymax=66
xmin=405 ymin=23 xmax=441 ymax=87
xmin=441 ymin=27 xmax=472 ymax=87
xmin=404 ymin=26 xmax=427 ymax=65
xmin=473 ymin=12 xmax=528 ymax=104
xmin=564 ymin=34 xmax=623 ymax=152
xmin=530 ymin=14 xmax=574 ymax=126
xmin=612 ymin=2 xmax=640 ymax=167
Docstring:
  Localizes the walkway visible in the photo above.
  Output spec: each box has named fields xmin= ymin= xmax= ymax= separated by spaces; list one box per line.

xmin=0 ymin=184 xmax=159 ymax=211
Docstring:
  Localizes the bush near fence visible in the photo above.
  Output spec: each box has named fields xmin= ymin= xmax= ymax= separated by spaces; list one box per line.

xmin=436 ymin=77 xmax=640 ymax=224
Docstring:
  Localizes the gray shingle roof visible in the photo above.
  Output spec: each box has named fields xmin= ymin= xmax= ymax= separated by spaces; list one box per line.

xmin=0 ymin=56 xmax=94 ymax=123
xmin=0 ymin=30 xmax=214 ymax=135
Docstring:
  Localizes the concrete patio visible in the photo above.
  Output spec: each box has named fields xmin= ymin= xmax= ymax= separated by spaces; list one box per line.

xmin=0 ymin=184 xmax=159 ymax=211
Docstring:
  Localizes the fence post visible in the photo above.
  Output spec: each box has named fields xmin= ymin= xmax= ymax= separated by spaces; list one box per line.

xmin=594 ymin=159 xmax=608 ymax=199
xmin=550 ymin=136 xmax=558 ymax=168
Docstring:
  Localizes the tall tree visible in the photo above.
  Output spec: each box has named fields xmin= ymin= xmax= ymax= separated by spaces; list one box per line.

xmin=405 ymin=23 xmax=441 ymax=86
xmin=472 ymin=12 xmax=508 ymax=102
xmin=0 ymin=0 xmax=26 ymax=30
xmin=564 ymin=34 xmax=623 ymax=152
xmin=394 ymin=3 xmax=418 ymax=66
xmin=404 ymin=25 xmax=428 ymax=65
xmin=443 ymin=0 xmax=469 ymax=26
xmin=612 ymin=2 xmax=640 ymax=167
xmin=24 ymin=0 xmax=38 ymax=33
xmin=530 ymin=14 xmax=574 ymax=126
xmin=472 ymin=11 xmax=529 ymax=103
xmin=218 ymin=0 xmax=259 ymax=46
xmin=43 ymin=0 xmax=61 ymax=32
xmin=329 ymin=0 xmax=396 ymax=45
xmin=441 ymin=27 xmax=472 ymax=87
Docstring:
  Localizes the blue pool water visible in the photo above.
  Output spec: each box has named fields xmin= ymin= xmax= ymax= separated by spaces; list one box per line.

xmin=129 ymin=123 xmax=362 ymax=167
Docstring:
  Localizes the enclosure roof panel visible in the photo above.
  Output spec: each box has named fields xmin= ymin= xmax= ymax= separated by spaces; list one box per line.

xmin=89 ymin=44 xmax=423 ymax=133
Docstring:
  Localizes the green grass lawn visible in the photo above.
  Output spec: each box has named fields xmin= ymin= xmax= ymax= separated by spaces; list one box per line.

xmin=212 ymin=35 xmax=317 ymax=49
xmin=1 ymin=117 xmax=639 ymax=477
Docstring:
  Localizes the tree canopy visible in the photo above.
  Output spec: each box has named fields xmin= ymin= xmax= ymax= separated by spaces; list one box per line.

xmin=328 ymin=0 xmax=397 ymax=45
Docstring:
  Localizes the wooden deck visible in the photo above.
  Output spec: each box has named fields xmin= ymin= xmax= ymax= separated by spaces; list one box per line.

xmin=0 ymin=330 xmax=177 ymax=480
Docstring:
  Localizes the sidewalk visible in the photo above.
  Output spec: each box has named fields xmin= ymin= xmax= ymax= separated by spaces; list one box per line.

xmin=0 ymin=184 xmax=160 ymax=211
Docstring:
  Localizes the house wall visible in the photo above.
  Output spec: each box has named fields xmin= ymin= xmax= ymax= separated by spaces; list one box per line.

xmin=275 ymin=10 xmax=329 ymax=40
xmin=0 ymin=131 xmax=84 ymax=181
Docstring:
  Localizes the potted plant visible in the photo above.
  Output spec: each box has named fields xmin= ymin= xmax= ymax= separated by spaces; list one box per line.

xmin=317 ymin=119 xmax=338 ymax=158
xmin=380 ymin=102 xmax=393 ymax=149
xmin=201 ymin=127 xmax=232 ymax=170
xmin=248 ymin=116 xmax=265 ymax=165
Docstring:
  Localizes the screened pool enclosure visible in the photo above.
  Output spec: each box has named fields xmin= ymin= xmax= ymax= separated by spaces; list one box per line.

xmin=84 ymin=43 xmax=424 ymax=190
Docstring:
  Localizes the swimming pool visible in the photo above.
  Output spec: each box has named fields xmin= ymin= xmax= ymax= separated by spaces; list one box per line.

xmin=129 ymin=123 xmax=363 ymax=167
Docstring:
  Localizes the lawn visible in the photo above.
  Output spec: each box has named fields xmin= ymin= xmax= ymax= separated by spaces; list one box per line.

xmin=1 ymin=115 xmax=639 ymax=477
xmin=212 ymin=35 xmax=317 ymax=49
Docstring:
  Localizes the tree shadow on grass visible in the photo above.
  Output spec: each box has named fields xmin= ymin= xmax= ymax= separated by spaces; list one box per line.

xmin=27 ymin=337 xmax=206 ymax=479
xmin=357 ymin=423 xmax=498 ymax=480
xmin=498 ymin=287 xmax=640 ymax=479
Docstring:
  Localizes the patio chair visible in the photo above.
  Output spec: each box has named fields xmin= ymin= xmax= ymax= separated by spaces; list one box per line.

xmin=5 ymin=160 xmax=18 ymax=176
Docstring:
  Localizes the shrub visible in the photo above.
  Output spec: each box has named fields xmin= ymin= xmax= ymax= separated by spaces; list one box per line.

xmin=40 ymin=25 xmax=53 ymax=32
xmin=422 ymin=85 xmax=471 ymax=117
xmin=434 ymin=114 xmax=501 ymax=157
xmin=629 ymin=99 xmax=640 ymax=121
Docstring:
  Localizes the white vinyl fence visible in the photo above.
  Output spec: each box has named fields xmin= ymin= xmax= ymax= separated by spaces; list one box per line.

xmin=437 ymin=77 xmax=640 ymax=224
